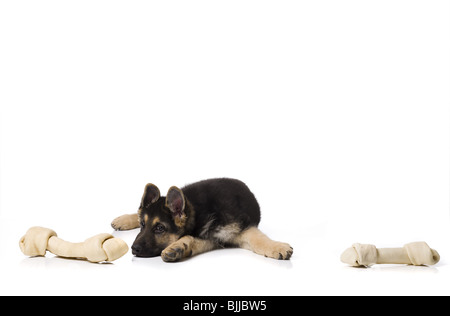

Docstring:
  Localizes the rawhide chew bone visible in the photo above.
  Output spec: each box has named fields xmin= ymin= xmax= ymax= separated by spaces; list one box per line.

xmin=19 ymin=226 xmax=128 ymax=263
xmin=340 ymin=242 xmax=440 ymax=267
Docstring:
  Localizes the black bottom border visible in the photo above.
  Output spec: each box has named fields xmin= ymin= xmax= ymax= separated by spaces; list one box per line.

xmin=1 ymin=295 xmax=437 ymax=312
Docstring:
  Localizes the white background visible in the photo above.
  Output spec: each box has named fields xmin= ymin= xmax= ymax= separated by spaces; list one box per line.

xmin=1 ymin=0 xmax=449 ymax=296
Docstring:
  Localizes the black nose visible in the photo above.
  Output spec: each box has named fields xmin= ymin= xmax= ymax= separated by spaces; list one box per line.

xmin=131 ymin=244 xmax=141 ymax=255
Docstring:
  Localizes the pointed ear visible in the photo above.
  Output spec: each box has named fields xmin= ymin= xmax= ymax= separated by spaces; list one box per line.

xmin=165 ymin=186 xmax=186 ymax=218
xmin=140 ymin=183 xmax=160 ymax=208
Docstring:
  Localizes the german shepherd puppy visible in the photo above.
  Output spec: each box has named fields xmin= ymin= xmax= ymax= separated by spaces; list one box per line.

xmin=111 ymin=178 xmax=293 ymax=262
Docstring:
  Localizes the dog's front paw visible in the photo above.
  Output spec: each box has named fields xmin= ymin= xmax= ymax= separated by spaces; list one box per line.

xmin=266 ymin=242 xmax=293 ymax=260
xmin=111 ymin=214 xmax=139 ymax=231
xmin=161 ymin=244 xmax=187 ymax=262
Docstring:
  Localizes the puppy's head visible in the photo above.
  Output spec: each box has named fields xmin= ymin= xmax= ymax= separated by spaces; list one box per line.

xmin=131 ymin=184 xmax=191 ymax=257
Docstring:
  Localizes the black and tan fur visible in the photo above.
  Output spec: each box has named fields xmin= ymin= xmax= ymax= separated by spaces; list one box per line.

xmin=111 ymin=178 xmax=293 ymax=262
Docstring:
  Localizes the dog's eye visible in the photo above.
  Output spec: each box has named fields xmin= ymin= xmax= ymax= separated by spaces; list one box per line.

xmin=153 ymin=223 xmax=165 ymax=234
xmin=140 ymin=220 xmax=145 ymax=228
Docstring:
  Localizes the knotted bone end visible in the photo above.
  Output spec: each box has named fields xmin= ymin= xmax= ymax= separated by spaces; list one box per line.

xmin=340 ymin=243 xmax=377 ymax=267
xmin=83 ymin=233 xmax=129 ymax=263
xmin=404 ymin=242 xmax=440 ymax=266
xmin=19 ymin=226 xmax=57 ymax=257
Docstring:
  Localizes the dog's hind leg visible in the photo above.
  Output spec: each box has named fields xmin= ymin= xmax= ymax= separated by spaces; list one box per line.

xmin=161 ymin=236 xmax=217 ymax=262
xmin=235 ymin=226 xmax=293 ymax=260
xmin=111 ymin=213 xmax=140 ymax=231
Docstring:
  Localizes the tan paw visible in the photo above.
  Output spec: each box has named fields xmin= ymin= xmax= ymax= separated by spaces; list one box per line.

xmin=264 ymin=242 xmax=293 ymax=260
xmin=111 ymin=214 xmax=139 ymax=231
